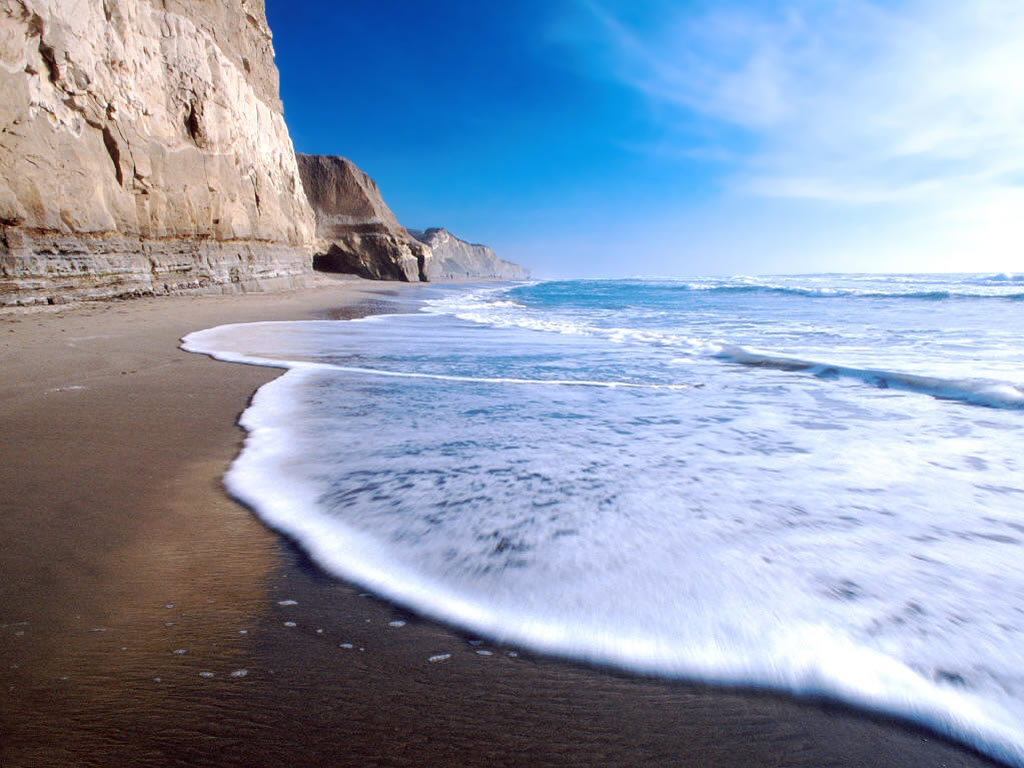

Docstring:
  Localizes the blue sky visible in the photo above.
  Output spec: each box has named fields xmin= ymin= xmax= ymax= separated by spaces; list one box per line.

xmin=267 ymin=1 xmax=1024 ymax=278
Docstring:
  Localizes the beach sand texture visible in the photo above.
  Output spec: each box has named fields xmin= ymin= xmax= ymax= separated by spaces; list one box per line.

xmin=0 ymin=280 xmax=1000 ymax=767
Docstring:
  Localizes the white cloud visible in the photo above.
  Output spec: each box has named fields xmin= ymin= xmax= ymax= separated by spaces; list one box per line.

xmin=568 ymin=0 xmax=1024 ymax=206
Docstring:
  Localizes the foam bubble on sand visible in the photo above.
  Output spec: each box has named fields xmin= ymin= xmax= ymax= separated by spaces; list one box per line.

xmin=230 ymin=670 xmax=249 ymax=678
xmin=172 ymin=649 xmax=186 ymax=655
xmin=428 ymin=654 xmax=451 ymax=663
xmin=283 ymin=621 xmax=296 ymax=628
xmin=277 ymin=599 xmax=298 ymax=606
xmin=475 ymin=650 xmax=493 ymax=656
xmin=388 ymin=620 xmax=406 ymax=628
xmin=339 ymin=643 xmax=353 ymax=649
xmin=199 ymin=671 xmax=214 ymax=678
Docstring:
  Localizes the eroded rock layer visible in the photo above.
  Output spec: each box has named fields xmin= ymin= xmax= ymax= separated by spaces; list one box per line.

xmin=296 ymin=153 xmax=429 ymax=282
xmin=411 ymin=227 xmax=529 ymax=281
xmin=0 ymin=0 xmax=315 ymax=306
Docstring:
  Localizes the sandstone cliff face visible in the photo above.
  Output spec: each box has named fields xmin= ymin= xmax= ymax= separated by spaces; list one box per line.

xmin=411 ymin=228 xmax=529 ymax=281
xmin=0 ymin=0 xmax=315 ymax=306
xmin=296 ymin=153 xmax=428 ymax=282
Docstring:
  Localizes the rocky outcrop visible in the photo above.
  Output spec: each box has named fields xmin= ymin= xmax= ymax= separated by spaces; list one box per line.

xmin=296 ymin=153 xmax=429 ymax=282
xmin=0 ymin=0 xmax=315 ymax=306
xmin=410 ymin=228 xmax=529 ymax=281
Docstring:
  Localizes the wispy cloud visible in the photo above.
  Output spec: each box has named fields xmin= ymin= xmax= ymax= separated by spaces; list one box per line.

xmin=561 ymin=0 xmax=1024 ymax=205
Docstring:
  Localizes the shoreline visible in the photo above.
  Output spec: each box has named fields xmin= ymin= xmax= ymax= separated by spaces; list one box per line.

xmin=0 ymin=280 xmax=1001 ymax=768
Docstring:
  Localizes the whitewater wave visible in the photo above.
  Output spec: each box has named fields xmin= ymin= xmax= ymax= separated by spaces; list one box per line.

xmin=718 ymin=346 xmax=1024 ymax=409
xmin=666 ymin=282 xmax=1022 ymax=301
xmin=423 ymin=295 xmax=1024 ymax=410
xmin=426 ymin=294 xmax=721 ymax=352
xmin=453 ymin=310 xmax=718 ymax=352
xmin=972 ymin=273 xmax=1024 ymax=284
xmin=507 ymin=276 xmax=1024 ymax=301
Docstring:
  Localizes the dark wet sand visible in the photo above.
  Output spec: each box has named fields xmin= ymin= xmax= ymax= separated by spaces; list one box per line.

xmin=0 ymin=278 xmax=1002 ymax=768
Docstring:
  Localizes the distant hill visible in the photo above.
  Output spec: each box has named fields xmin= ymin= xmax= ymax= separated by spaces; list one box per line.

xmin=409 ymin=228 xmax=530 ymax=281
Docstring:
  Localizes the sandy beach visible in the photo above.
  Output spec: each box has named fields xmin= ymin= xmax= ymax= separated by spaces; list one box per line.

xmin=0 ymin=280 xmax=1000 ymax=768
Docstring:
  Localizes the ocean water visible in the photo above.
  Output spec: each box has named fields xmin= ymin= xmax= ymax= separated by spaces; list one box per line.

xmin=184 ymin=274 xmax=1024 ymax=766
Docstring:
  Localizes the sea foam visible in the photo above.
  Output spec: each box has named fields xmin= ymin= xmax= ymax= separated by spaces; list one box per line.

xmin=183 ymin=275 xmax=1024 ymax=768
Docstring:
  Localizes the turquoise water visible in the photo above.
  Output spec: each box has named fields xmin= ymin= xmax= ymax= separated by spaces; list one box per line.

xmin=185 ymin=274 xmax=1024 ymax=766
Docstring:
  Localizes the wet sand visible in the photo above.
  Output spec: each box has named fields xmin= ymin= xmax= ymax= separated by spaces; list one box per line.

xmin=0 ymin=278 xmax=1001 ymax=768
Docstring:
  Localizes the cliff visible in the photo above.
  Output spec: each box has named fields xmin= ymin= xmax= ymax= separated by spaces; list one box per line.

xmin=0 ymin=0 xmax=315 ymax=306
xmin=410 ymin=228 xmax=529 ymax=281
xmin=296 ymin=153 xmax=429 ymax=282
